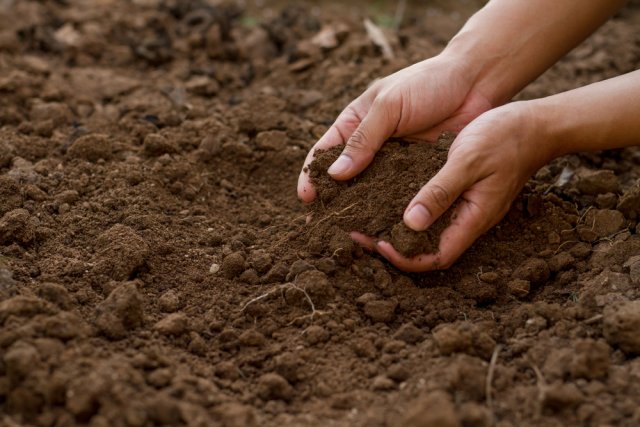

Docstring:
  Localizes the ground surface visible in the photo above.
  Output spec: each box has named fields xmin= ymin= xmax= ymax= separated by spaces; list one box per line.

xmin=1 ymin=1 xmax=640 ymax=426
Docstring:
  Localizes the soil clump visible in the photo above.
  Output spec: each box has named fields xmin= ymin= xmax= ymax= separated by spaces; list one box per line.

xmin=308 ymin=134 xmax=455 ymax=257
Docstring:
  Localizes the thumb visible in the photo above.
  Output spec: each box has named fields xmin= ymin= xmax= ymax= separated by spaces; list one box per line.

xmin=328 ymin=95 xmax=400 ymax=180
xmin=404 ymin=155 xmax=476 ymax=231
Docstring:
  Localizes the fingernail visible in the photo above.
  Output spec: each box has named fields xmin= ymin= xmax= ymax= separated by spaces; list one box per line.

xmin=328 ymin=155 xmax=353 ymax=176
xmin=405 ymin=203 xmax=430 ymax=231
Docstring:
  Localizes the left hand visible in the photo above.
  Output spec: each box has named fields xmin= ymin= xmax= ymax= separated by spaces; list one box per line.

xmin=352 ymin=101 xmax=557 ymax=272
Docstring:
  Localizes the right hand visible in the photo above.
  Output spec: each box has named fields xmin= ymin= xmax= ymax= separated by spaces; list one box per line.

xmin=297 ymin=54 xmax=494 ymax=202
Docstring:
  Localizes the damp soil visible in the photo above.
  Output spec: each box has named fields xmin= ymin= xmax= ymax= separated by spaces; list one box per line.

xmin=308 ymin=134 xmax=455 ymax=257
xmin=1 ymin=1 xmax=640 ymax=427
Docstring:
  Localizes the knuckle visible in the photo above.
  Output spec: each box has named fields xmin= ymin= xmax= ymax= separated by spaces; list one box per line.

xmin=425 ymin=184 xmax=451 ymax=211
xmin=346 ymin=128 xmax=370 ymax=153
xmin=436 ymin=254 xmax=455 ymax=270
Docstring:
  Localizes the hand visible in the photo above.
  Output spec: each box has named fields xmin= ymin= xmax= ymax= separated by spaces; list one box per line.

xmin=352 ymin=102 xmax=556 ymax=272
xmin=297 ymin=54 xmax=493 ymax=202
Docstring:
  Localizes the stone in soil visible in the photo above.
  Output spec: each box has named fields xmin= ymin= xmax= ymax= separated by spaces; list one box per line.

xmin=308 ymin=135 xmax=455 ymax=257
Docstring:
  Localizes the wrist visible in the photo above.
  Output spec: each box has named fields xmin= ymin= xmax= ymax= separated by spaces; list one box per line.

xmin=509 ymin=100 xmax=563 ymax=169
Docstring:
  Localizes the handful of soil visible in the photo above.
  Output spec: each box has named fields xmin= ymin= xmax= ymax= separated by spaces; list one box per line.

xmin=307 ymin=133 xmax=455 ymax=257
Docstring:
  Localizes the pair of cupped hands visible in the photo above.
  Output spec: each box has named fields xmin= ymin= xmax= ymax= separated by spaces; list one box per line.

xmin=297 ymin=56 xmax=553 ymax=272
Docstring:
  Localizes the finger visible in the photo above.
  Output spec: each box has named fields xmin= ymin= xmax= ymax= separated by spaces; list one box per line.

xmin=297 ymin=107 xmax=362 ymax=202
xmin=434 ymin=192 xmax=506 ymax=268
xmin=327 ymin=94 xmax=401 ymax=181
xmin=350 ymin=231 xmax=376 ymax=251
xmin=375 ymin=241 xmax=442 ymax=272
xmin=404 ymin=154 xmax=477 ymax=231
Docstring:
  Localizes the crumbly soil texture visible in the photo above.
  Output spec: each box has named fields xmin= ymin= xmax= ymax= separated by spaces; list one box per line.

xmin=309 ymin=134 xmax=454 ymax=257
xmin=1 ymin=1 xmax=640 ymax=427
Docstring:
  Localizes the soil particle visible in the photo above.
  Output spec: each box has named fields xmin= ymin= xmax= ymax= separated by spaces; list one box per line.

xmin=239 ymin=329 xmax=266 ymax=347
xmin=255 ymin=130 xmax=288 ymax=151
xmin=603 ymin=300 xmax=640 ymax=354
xmin=595 ymin=192 xmax=618 ymax=209
xmin=363 ymin=299 xmax=398 ymax=323
xmin=213 ymin=402 xmax=256 ymax=427
xmin=0 ymin=141 xmax=14 ymax=169
xmin=303 ymin=325 xmax=329 ymax=345
xmin=0 ymin=267 xmax=16 ymax=292
xmin=94 ymin=281 xmax=144 ymax=340
xmin=0 ymin=295 xmax=56 ymax=324
xmin=158 ymin=289 xmax=182 ymax=312
xmin=286 ymin=259 xmax=314 ymax=281
xmin=248 ymin=249 xmax=273 ymax=275
xmin=4 ymin=341 xmax=40 ymax=382
xmin=294 ymin=269 xmax=334 ymax=308
xmin=547 ymin=252 xmax=575 ymax=273
xmin=397 ymin=391 xmax=460 ymax=427
xmin=432 ymin=322 xmax=496 ymax=360
xmin=30 ymin=102 xmax=72 ymax=128
xmin=507 ymin=279 xmax=530 ymax=299
xmin=143 ymin=133 xmax=178 ymax=157
xmin=351 ymin=338 xmax=377 ymax=359
xmin=220 ymin=251 xmax=246 ymax=279
xmin=308 ymin=135 xmax=454 ymax=257
xmin=569 ymin=242 xmax=592 ymax=259
xmin=393 ymin=322 xmax=425 ymax=344
xmin=623 ymin=255 xmax=640 ymax=284
xmin=371 ymin=375 xmax=396 ymax=391
xmin=0 ymin=208 xmax=37 ymax=245
xmin=239 ymin=268 xmax=260 ymax=284
xmin=66 ymin=133 xmax=113 ymax=162
xmin=569 ymin=339 xmax=611 ymax=380
xmin=93 ymin=224 xmax=149 ymax=281
xmin=0 ymin=176 xmax=22 ymax=215
xmin=578 ymin=209 xmax=626 ymax=241
xmin=36 ymin=283 xmax=73 ymax=309
xmin=458 ymin=402 xmax=493 ymax=427
xmin=214 ymin=361 xmax=240 ymax=381
xmin=542 ymin=382 xmax=584 ymax=412
xmin=512 ymin=257 xmax=550 ymax=286
xmin=256 ymin=373 xmax=294 ymax=402
xmin=188 ymin=332 xmax=207 ymax=355
xmin=153 ymin=313 xmax=189 ymax=336
xmin=43 ymin=311 xmax=91 ymax=341
xmin=273 ymin=352 xmax=303 ymax=383
xmin=617 ymin=182 xmax=640 ymax=219
xmin=576 ymin=169 xmax=619 ymax=195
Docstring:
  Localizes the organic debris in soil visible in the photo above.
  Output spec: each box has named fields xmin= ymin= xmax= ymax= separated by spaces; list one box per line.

xmin=308 ymin=133 xmax=455 ymax=257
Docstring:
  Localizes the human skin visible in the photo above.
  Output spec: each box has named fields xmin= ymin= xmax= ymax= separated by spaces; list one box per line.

xmin=297 ymin=0 xmax=633 ymax=272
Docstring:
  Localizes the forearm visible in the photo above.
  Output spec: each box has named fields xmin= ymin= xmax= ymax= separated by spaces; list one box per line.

xmin=535 ymin=70 xmax=640 ymax=158
xmin=443 ymin=0 xmax=627 ymax=106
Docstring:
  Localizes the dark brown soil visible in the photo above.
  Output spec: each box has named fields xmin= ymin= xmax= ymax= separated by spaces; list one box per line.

xmin=1 ymin=1 xmax=640 ymax=426
xmin=308 ymin=134 xmax=454 ymax=257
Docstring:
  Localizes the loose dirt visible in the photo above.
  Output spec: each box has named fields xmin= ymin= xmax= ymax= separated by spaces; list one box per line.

xmin=1 ymin=1 xmax=640 ymax=426
xmin=308 ymin=134 xmax=454 ymax=257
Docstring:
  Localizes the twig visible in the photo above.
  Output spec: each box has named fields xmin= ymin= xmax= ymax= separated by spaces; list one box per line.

xmin=531 ymin=363 xmax=547 ymax=418
xmin=364 ymin=18 xmax=395 ymax=60
xmin=553 ymin=240 xmax=578 ymax=255
xmin=486 ymin=344 xmax=502 ymax=408
xmin=393 ymin=0 xmax=407 ymax=30
xmin=560 ymin=206 xmax=593 ymax=234
xmin=584 ymin=314 xmax=604 ymax=325
xmin=307 ymin=202 xmax=359 ymax=232
xmin=239 ymin=283 xmax=327 ymax=325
